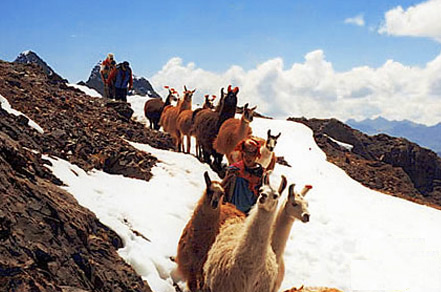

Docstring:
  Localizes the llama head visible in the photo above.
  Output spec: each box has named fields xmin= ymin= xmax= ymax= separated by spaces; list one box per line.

xmin=257 ymin=174 xmax=285 ymax=212
xmin=203 ymin=94 xmax=216 ymax=109
xmin=204 ymin=171 xmax=224 ymax=209
xmin=223 ymin=85 xmax=239 ymax=108
xmin=266 ymin=129 xmax=281 ymax=152
xmin=166 ymin=89 xmax=178 ymax=102
xmin=242 ymin=103 xmax=257 ymax=124
xmin=183 ymin=86 xmax=196 ymax=102
xmin=285 ymin=184 xmax=311 ymax=223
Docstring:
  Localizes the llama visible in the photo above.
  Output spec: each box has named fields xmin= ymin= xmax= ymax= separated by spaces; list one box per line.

xmin=228 ymin=130 xmax=282 ymax=170
xmin=213 ymin=103 xmax=257 ymax=165
xmin=144 ymin=87 xmax=178 ymax=130
xmin=258 ymin=129 xmax=281 ymax=171
xmin=160 ymin=86 xmax=195 ymax=151
xmin=191 ymin=86 xmax=239 ymax=169
xmin=203 ymin=174 xmax=287 ymax=292
xmin=190 ymin=95 xmax=217 ymax=158
xmin=272 ymin=183 xmax=312 ymax=292
xmin=216 ymin=85 xmax=238 ymax=127
xmin=175 ymin=172 xmax=245 ymax=291
xmin=177 ymin=94 xmax=217 ymax=154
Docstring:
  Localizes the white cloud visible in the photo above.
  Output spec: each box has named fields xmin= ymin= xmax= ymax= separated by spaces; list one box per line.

xmin=344 ymin=14 xmax=365 ymax=27
xmin=378 ymin=0 xmax=441 ymax=41
xmin=150 ymin=51 xmax=441 ymax=126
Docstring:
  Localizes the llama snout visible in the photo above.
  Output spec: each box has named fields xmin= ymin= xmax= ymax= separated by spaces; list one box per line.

xmin=301 ymin=213 xmax=310 ymax=223
xmin=211 ymin=199 xmax=219 ymax=209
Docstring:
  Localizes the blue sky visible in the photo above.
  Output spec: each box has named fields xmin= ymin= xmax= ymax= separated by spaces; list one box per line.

xmin=2 ymin=0 xmax=441 ymax=124
xmin=1 ymin=0 xmax=439 ymax=81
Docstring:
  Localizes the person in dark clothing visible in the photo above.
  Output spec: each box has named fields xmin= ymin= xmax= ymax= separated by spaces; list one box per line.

xmin=222 ymin=137 xmax=264 ymax=214
xmin=108 ymin=61 xmax=133 ymax=102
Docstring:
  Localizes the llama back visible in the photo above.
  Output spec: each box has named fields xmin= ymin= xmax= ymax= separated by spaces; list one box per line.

xmin=213 ymin=118 xmax=252 ymax=155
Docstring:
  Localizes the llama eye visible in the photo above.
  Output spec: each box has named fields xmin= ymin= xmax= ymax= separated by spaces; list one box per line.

xmin=273 ymin=194 xmax=278 ymax=199
xmin=292 ymin=202 xmax=298 ymax=207
xmin=261 ymin=193 xmax=267 ymax=198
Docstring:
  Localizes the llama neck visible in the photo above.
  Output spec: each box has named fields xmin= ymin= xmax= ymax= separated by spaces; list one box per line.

xmin=164 ymin=95 xmax=173 ymax=106
xmin=258 ymin=147 xmax=272 ymax=167
xmin=237 ymin=206 xmax=277 ymax=257
xmin=271 ymin=202 xmax=295 ymax=262
xmin=238 ymin=118 xmax=250 ymax=136
xmin=179 ymin=99 xmax=191 ymax=112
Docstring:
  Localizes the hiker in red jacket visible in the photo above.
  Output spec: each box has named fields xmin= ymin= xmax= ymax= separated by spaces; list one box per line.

xmin=100 ymin=53 xmax=116 ymax=99
xmin=108 ymin=61 xmax=133 ymax=102
xmin=222 ymin=137 xmax=264 ymax=214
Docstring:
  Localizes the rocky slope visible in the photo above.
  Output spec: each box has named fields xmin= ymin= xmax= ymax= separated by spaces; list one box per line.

xmin=0 ymin=60 xmax=175 ymax=291
xmin=290 ymin=117 xmax=441 ymax=209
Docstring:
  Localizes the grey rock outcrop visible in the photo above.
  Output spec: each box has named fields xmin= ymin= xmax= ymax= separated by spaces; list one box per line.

xmin=14 ymin=50 xmax=67 ymax=83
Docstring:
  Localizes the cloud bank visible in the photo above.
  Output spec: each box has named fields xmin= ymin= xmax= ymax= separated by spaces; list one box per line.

xmin=150 ymin=50 xmax=441 ymax=126
xmin=379 ymin=0 xmax=441 ymax=42
xmin=344 ymin=14 xmax=365 ymax=27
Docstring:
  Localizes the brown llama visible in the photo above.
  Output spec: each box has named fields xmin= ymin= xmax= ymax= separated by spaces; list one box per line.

xmin=160 ymin=86 xmax=195 ymax=151
xmin=213 ymin=103 xmax=257 ymax=165
xmin=176 ymin=94 xmax=217 ymax=154
xmin=203 ymin=174 xmax=287 ymax=292
xmin=272 ymin=183 xmax=312 ymax=292
xmin=175 ymin=172 xmax=245 ymax=291
xmin=191 ymin=86 xmax=239 ymax=169
xmin=144 ymin=87 xmax=178 ymax=130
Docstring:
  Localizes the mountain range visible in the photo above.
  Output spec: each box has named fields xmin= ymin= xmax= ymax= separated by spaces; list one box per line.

xmin=347 ymin=117 xmax=441 ymax=157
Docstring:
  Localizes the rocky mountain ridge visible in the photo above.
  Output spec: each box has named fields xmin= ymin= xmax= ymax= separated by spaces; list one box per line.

xmin=0 ymin=59 xmax=175 ymax=291
xmin=290 ymin=117 xmax=441 ymax=209
xmin=14 ymin=51 xmax=67 ymax=84
xmin=347 ymin=117 xmax=441 ymax=157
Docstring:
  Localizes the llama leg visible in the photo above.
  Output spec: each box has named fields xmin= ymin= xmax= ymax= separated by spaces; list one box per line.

xmin=186 ymin=135 xmax=191 ymax=154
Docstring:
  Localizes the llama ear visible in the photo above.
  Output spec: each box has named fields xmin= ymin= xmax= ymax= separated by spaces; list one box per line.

xmin=250 ymin=105 xmax=257 ymax=111
xmin=221 ymin=87 xmax=225 ymax=98
xmin=204 ymin=171 xmax=211 ymax=188
xmin=192 ymin=89 xmax=196 ymax=94
xmin=267 ymin=129 xmax=271 ymax=138
xmin=228 ymin=85 xmax=232 ymax=92
xmin=184 ymin=85 xmax=188 ymax=92
xmin=278 ymin=175 xmax=287 ymax=195
xmin=233 ymin=87 xmax=239 ymax=94
xmin=263 ymin=172 xmax=270 ymax=185
xmin=288 ymin=184 xmax=296 ymax=198
xmin=276 ymin=132 xmax=281 ymax=139
xmin=301 ymin=185 xmax=313 ymax=197
xmin=244 ymin=103 xmax=249 ymax=110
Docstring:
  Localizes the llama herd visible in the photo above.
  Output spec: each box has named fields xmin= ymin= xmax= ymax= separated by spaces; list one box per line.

xmin=144 ymin=85 xmax=272 ymax=171
xmin=144 ymin=85 xmax=315 ymax=291
xmin=176 ymin=171 xmax=312 ymax=292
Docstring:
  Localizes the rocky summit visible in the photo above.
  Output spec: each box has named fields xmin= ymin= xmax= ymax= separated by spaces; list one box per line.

xmin=290 ymin=117 xmax=441 ymax=209
xmin=82 ymin=63 xmax=161 ymax=98
xmin=0 ymin=59 xmax=175 ymax=291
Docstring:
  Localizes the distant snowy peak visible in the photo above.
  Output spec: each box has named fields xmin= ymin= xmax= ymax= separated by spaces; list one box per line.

xmin=14 ymin=50 xmax=67 ymax=83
